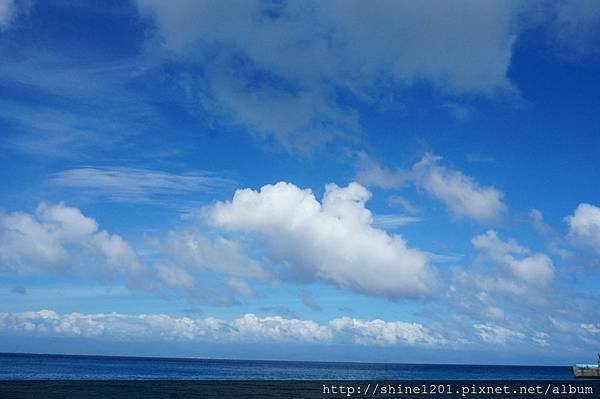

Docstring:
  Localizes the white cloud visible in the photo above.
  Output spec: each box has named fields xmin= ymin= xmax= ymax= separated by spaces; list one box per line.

xmin=50 ymin=167 xmax=231 ymax=207
xmin=258 ymin=306 xmax=300 ymax=320
xmin=412 ymin=154 xmax=506 ymax=223
xmin=529 ymin=208 xmax=571 ymax=258
xmin=565 ymin=203 xmax=600 ymax=251
xmin=0 ymin=203 xmax=143 ymax=280
xmin=454 ymin=268 xmax=529 ymax=300
xmin=448 ymin=259 xmax=600 ymax=350
xmin=0 ymin=203 xmax=266 ymax=306
xmin=0 ymin=309 xmax=447 ymax=347
xmin=448 ymin=231 xmax=558 ymax=324
xmin=448 ymin=270 xmax=511 ymax=322
xmin=532 ymin=331 xmax=550 ymax=347
xmin=472 ymin=230 xmax=555 ymax=286
xmin=0 ymin=0 xmax=15 ymax=29
xmin=581 ymin=323 xmax=600 ymax=334
xmin=208 ymin=181 xmax=438 ymax=299
xmin=330 ymin=317 xmax=445 ymax=346
xmin=507 ymin=253 xmax=555 ymax=285
xmin=529 ymin=208 xmax=549 ymax=234
xmin=356 ymin=153 xmax=506 ymax=223
xmin=0 ymin=210 xmax=68 ymax=269
xmin=233 ymin=314 xmax=332 ymax=343
xmin=227 ymin=277 xmax=255 ymax=299
xmin=156 ymin=264 xmax=195 ymax=290
xmin=474 ymin=323 xmax=524 ymax=345
xmin=154 ymin=261 xmax=248 ymax=306
xmin=141 ymin=231 xmax=270 ymax=304
xmin=355 ymin=153 xmax=409 ymax=189
xmin=166 ymin=231 xmax=268 ymax=280
xmin=472 ymin=230 xmax=528 ymax=257
xmin=136 ymin=0 xmax=519 ymax=151
xmin=93 ymin=231 xmax=144 ymax=277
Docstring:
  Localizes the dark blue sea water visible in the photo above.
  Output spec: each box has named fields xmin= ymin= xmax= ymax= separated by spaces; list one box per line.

xmin=0 ymin=353 xmax=574 ymax=380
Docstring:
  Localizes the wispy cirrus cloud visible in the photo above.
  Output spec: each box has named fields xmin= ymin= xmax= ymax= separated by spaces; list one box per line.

xmin=0 ymin=41 xmax=152 ymax=157
xmin=372 ymin=214 xmax=422 ymax=229
xmin=49 ymin=167 xmax=233 ymax=207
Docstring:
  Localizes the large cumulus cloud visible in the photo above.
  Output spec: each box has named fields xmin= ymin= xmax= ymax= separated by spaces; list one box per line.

xmin=209 ymin=181 xmax=438 ymax=299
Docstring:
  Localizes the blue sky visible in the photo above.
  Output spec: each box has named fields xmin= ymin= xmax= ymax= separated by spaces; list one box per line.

xmin=1 ymin=0 xmax=600 ymax=365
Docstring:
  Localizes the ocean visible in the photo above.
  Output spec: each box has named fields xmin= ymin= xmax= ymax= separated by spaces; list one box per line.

xmin=0 ymin=352 xmax=574 ymax=380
